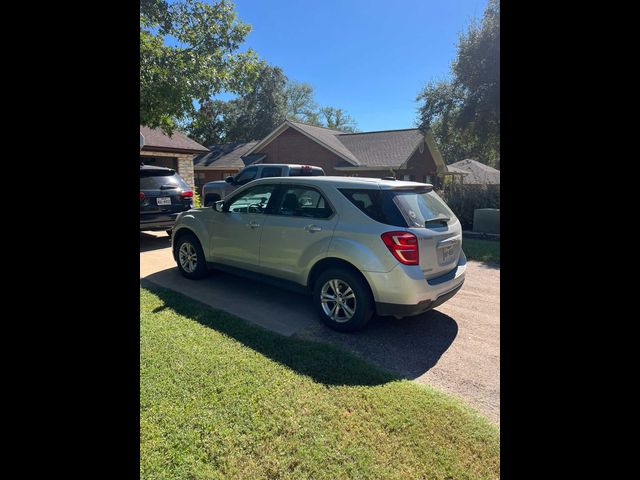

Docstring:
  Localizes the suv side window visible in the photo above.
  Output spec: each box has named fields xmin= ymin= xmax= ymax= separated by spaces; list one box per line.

xmin=339 ymin=188 xmax=406 ymax=227
xmin=274 ymin=186 xmax=333 ymax=219
xmin=234 ymin=167 xmax=258 ymax=185
xmin=225 ymin=184 xmax=277 ymax=214
xmin=260 ymin=166 xmax=283 ymax=178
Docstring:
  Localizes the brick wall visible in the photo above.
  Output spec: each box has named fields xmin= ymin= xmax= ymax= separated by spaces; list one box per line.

xmin=256 ymin=127 xmax=347 ymax=175
xmin=176 ymin=156 xmax=195 ymax=190
xmin=401 ymin=142 xmax=438 ymax=180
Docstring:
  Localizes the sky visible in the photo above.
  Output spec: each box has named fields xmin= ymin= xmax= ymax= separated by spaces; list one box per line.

xmin=201 ymin=0 xmax=488 ymax=132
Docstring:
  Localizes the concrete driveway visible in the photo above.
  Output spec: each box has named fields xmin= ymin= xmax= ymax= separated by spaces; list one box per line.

xmin=140 ymin=231 xmax=500 ymax=423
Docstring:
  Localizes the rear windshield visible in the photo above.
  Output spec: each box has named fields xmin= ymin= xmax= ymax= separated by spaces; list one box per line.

xmin=289 ymin=166 xmax=325 ymax=176
xmin=140 ymin=170 xmax=189 ymax=190
xmin=339 ymin=188 xmax=454 ymax=228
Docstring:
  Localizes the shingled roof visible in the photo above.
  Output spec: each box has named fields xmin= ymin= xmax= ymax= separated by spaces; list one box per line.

xmin=140 ymin=125 xmax=208 ymax=154
xmin=197 ymin=120 xmax=448 ymax=172
xmin=448 ymin=159 xmax=500 ymax=185
xmin=193 ymin=141 xmax=265 ymax=170
xmin=337 ymin=129 xmax=424 ymax=167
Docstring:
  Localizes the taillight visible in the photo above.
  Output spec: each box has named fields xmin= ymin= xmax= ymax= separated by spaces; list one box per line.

xmin=140 ymin=192 xmax=145 ymax=200
xmin=181 ymin=191 xmax=193 ymax=197
xmin=381 ymin=231 xmax=419 ymax=265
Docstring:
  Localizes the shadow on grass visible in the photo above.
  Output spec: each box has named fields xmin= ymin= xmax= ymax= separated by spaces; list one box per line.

xmin=140 ymin=232 xmax=171 ymax=253
xmin=141 ymin=281 xmax=457 ymax=387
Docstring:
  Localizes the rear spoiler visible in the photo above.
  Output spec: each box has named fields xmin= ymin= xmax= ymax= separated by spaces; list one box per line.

xmin=389 ymin=184 xmax=433 ymax=193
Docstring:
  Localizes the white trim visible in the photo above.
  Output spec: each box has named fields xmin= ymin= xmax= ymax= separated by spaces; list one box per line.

xmin=245 ymin=120 xmax=359 ymax=166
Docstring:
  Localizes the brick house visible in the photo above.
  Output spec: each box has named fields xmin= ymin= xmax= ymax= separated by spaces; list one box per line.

xmin=193 ymin=120 xmax=448 ymax=189
xmin=140 ymin=125 xmax=209 ymax=190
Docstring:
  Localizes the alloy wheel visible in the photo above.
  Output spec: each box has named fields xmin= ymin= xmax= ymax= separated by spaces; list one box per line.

xmin=178 ymin=242 xmax=198 ymax=273
xmin=320 ymin=279 xmax=357 ymax=323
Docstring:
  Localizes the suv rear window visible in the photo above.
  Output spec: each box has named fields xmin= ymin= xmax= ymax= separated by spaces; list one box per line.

xmin=140 ymin=170 xmax=189 ymax=190
xmin=339 ymin=188 xmax=453 ymax=228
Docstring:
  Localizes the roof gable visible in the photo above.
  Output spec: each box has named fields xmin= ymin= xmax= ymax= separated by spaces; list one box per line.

xmin=246 ymin=121 xmax=360 ymax=165
xmin=244 ymin=120 xmax=447 ymax=171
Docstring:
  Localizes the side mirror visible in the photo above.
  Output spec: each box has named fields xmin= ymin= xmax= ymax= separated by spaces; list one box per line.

xmin=225 ymin=176 xmax=235 ymax=184
xmin=214 ymin=200 xmax=224 ymax=212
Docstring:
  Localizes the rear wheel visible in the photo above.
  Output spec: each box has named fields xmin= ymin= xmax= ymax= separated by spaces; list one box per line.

xmin=174 ymin=233 xmax=208 ymax=279
xmin=313 ymin=268 xmax=373 ymax=332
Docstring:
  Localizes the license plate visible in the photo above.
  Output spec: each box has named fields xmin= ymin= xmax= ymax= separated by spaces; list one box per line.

xmin=441 ymin=244 xmax=455 ymax=263
xmin=157 ymin=197 xmax=171 ymax=206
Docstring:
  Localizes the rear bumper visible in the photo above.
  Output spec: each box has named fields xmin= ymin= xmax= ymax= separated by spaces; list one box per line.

xmin=375 ymin=282 xmax=464 ymax=317
xmin=366 ymin=251 xmax=467 ymax=318
xmin=140 ymin=212 xmax=180 ymax=231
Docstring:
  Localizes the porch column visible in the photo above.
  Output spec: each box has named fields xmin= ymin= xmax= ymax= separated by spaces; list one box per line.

xmin=176 ymin=154 xmax=195 ymax=191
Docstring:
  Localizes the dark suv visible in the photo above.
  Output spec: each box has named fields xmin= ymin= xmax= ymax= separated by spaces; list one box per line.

xmin=140 ymin=165 xmax=194 ymax=235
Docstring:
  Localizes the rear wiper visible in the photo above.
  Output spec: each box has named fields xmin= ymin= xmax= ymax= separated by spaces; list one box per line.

xmin=160 ymin=184 xmax=178 ymax=190
xmin=425 ymin=216 xmax=450 ymax=227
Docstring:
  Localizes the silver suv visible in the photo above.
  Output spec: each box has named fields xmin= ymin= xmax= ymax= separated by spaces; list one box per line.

xmin=172 ymin=177 xmax=466 ymax=331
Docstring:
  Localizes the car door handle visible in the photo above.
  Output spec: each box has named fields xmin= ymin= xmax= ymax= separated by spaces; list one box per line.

xmin=304 ymin=224 xmax=322 ymax=233
xmin=247 ymin=221 xmax=260 ymax=229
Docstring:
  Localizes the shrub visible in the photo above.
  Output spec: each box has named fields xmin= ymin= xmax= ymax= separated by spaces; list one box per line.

xmin=439 ymin=184 xmax=500 ymax=230
xmin=192 ymin=187 xmax=202 ymax=208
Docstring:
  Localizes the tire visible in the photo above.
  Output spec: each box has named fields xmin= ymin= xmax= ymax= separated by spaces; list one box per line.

xmin=313 ymin=268 xmax=374 ymax=332
xmin=174 ymin=232 xmax=208 ymax=280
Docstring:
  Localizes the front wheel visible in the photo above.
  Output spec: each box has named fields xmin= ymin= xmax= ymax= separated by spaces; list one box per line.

xmin=313 ymin=268 xmax=374 ymax=332
xmin=175 ymin=233 xmax=208 ymax=279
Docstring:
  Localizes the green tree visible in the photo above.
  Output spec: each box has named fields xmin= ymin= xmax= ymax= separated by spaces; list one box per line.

xmin=187 ymin=72 xmax=359 ymax=144
xmin=416 ymin=0 xmax=500 ymax=167
xmin=320 ymin=107 xmax=357 ymax=132
xmin=189 ymin=64 xmax=288 ymax=144
xmin=186 ymin=99 xmax=228 ymax=146
xmin=285 ymin=81 xmax=321 ymax=125
xmin=140 ymin=0 xmax=261 ymax=134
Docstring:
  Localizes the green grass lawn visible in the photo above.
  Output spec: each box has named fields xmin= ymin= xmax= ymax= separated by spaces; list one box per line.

xmin=462 ymin=238 xmax=500 ymax=265
xmin=141 ymin=285 xmax=500 ymax=479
